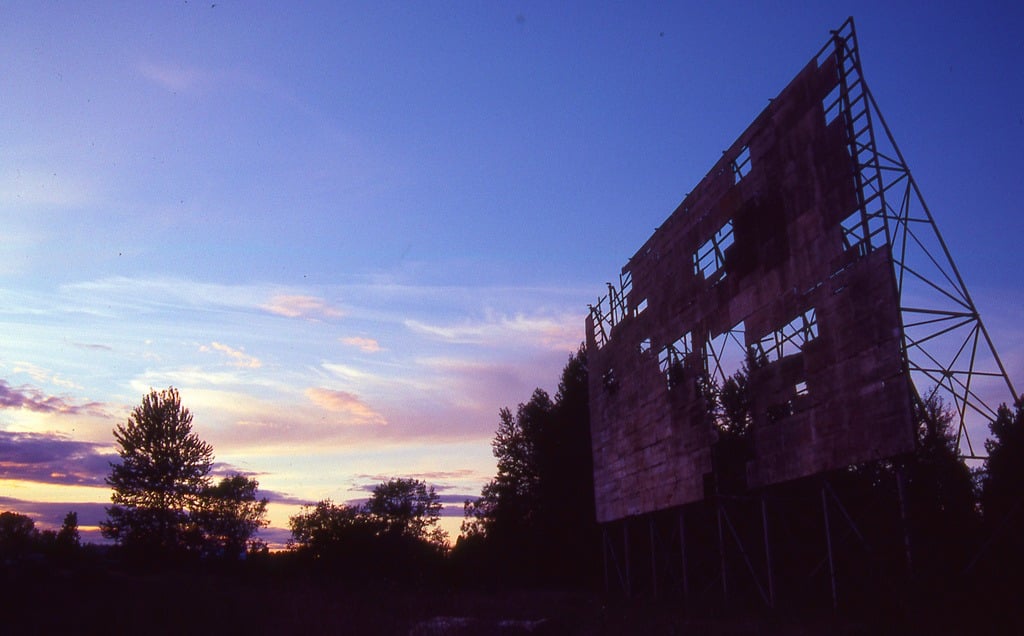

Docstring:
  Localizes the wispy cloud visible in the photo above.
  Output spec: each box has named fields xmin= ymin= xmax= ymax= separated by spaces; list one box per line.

xmin=405 ymin=311 xmax=583 ymax=350
xmin=137 ymin=61 xmax=209 ymax=92
xmin=253 ymin=489 xmax=309 ymax=506
xmin=0 ymin=169 xmax=97 ymax=208
xmin=0 ymin=381 xmax=108 ymax=416
xmin=10 ymin=362 xmax=81 ymax=389
xmin=321 ymin=362 xmax=387 ymax=384
xmin=352 ymin=469 xmax=484 ymax=487
xmin=399 ymin=469 xmax=482 ymax=482
xmin=130 ymin=369 xmax=266 ymax=392
xmin=305 ymin=388 xmax=386 ymax=426
xmin=71 ymin=342 xmax=112 ymax=352
xmin=261 ymin=294 xmax=344 ymax=320
xmin=60 ymin=278 xmax=343 ymax=323
xmin=411 ymin=357 xmax=534 ymax=411
xmin=200 ymin=342 xmax=262 ymax=369
xmin=340 ymin=336 xmax=381 ymax=353
xmin=0 ymin=431 xmax=113 ymax=487
xmin=60 ymin=277 xmax=276 ymax=316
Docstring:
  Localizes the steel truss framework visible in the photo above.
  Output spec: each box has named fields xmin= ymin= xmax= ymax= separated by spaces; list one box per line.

xmin=823 ymin=18 xmax=1017 ymax=457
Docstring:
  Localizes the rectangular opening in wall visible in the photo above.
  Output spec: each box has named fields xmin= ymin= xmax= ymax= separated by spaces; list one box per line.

xmin=694 ymin=220 xmax=734 ymax=281
xmin=634 ymin=297 xmax=648 ymax=317
xmin=658 ymin=332 xmax=691 ymax=390
xmin=840 ymin=210 xmax=868 ymax=255
xmin=840 ymin=209 xmax=887 ymax=255
xmin=704 ymin=325 xmax=746 ymax=384
xmin=823 ymin=83 xmax=843 ymax=125
xmin=732 ymin=146 xmax=751 ymax=184
xmin=753 ymin=308 xmax=818 ymax=363
xmin=639 ymin=338 xmax=652 ymax=354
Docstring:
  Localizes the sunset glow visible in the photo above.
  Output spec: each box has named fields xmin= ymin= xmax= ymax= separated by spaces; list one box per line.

xmin=2 ymin=3 xmax=1021 ymax=550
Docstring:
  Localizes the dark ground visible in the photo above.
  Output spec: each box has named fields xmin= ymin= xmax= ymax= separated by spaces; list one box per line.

xmin=0 ymin=560 xmax=1011 ymax=635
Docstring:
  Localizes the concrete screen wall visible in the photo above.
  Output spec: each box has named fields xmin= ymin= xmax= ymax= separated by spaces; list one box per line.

xmin=587 ymin=48 xmax=915 ymax=524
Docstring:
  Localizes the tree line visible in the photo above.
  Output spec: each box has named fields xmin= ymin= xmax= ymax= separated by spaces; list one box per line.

xmin=0 ymin=510 xmax=80 ymax=563
xmin=0 ymin=350 xmax=596 ymax=580
xmin=2 ymin=347 xmax=1023 ymax=628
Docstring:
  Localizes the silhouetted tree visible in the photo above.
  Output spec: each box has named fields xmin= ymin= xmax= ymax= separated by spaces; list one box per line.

xmin=982 ymin=401 xmax=1024 ymax=528
xmin=459 ymin=389 xmax=551 ymax=580
xmin=709 ymin=359 xmax=756 ymax=496
xmin=56 ymin=511 xmax=79 ymax=547
xmin=0 ymin=511 xmax=37 ymax=558
xmin=289 ymin=499 xmax=369 ymax=558
xmin=288 ymin=488 xmax=448 ymax=580
xmin=903 ymin=393 xmax=979 ymax=577
xmin=289 ymin=499 xmax=373 ymax=561
xmin=365 ymin=478 xmax=445 ymax=546
xmin=101 ymin=387 xmax=214 ymax=557
xmin=534 ymin=346 xmax=598 ymax=581
xmin=977 ymin=401 xmax=1024 ymax=588
xmin=458 ymin=346 xmax=597 ymax=583
xmin=54 ymin=511 xmax=80 ymax=558
xmin=196 ymin=474 xmax=268 ymax=559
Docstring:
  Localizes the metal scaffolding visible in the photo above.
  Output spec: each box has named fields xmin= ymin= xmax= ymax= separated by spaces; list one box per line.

xmin=823 ymin=17 xmax=1018 ymax=457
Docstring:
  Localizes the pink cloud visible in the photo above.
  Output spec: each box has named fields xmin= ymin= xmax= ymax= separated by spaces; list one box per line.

xmin=261 ymin=295 xmax=344 ymax=320
xmin=305 ymin=388 xmax=386 ymax=426
xmin=340 ymin=336 xmax=381 ymax=353
xmin=200 ymin=342 xmax=262 ymax=368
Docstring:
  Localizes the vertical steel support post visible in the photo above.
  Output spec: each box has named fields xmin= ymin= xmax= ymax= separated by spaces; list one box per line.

xmin=602 ymin=525 xmax=611 ymax=596
xmin=821 ymin=486 xmax=838 ymax=610
xmin=761 ymin=496 xmax=776 ymax=609
xmin=896 ymin=464 xmax=913 ymax=576
xmin=679 ymin=507 xmax=690 ymax=609
xmin=649 ymin=516 xmax=659 ymax=598
xmin=716 ymin=500 xmax=729 ymax=603
xmin=623 ymin=518 xmax=632 ymax=598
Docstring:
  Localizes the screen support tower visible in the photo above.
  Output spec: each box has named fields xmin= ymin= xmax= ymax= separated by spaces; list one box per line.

xmin=827 ymin=17 xmax=1018 ymax=458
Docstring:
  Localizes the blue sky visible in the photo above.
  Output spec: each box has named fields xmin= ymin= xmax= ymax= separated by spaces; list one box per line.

xmin=1 ymin=2 xmax=1021 ymax=545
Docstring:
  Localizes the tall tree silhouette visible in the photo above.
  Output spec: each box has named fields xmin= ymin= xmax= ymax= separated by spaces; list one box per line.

xmin=55 ymin=511 xmax=80 ymax=557
xmin=459 ymin=346 xmax=597 ymax=582
xmin=982 ymin=401 xmax=1024 ymax=530
xmin=977 ymin=401 xmax=1024 ymax=590
xmin=902 ymin=393 xmax=979 ymax=578
xmin=101 ymin=387 xmax=214 ymax=557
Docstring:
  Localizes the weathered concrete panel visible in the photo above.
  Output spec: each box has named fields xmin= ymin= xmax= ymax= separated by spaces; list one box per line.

xmin=587 ymin=45 xmax=914 ymax=523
